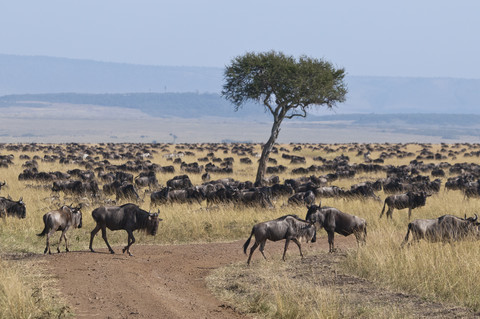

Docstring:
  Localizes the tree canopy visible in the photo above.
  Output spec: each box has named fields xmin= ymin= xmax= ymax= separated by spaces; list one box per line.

xmin=222 ymin=51 xmax=348 ymax=186
xmin=222 ymin=51 xmax=347 ymax=118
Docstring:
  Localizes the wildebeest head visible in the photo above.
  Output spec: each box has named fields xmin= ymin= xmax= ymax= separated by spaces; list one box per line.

xmin=407 ymin=191 xmax=430 ymax=208
xmin=305 ymin=205 xmax=324 ymax=226
xmin=305 ymin=221 xmax=317 ymax=243
xmin=146 ymin=211 xmax=162 ymax=236
xmin=69 ymin=203 xmax=83 ymax=229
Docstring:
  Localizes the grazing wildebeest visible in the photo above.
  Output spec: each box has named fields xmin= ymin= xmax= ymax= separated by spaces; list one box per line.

xmin=287 ymin=190 xmax=316 ymax=206
xmin=166 ymin=175 xmax=193 ymax=190
xmin=0 ymin=196 xmax=26 ymax=219
xmin=305 ymin=205 xmax=367 ymax=253
xmin=379 ymin=191 xmax=430 ymax=219
xmin=37 ymin=204 xmax=83 ymax=254
xmin=401 ymin=214 xmax=479 ymax=247
xmin=89 ymin=203 xmax=161 ymax=256
xmin=242 ymin=215 xmax=316 ymax=265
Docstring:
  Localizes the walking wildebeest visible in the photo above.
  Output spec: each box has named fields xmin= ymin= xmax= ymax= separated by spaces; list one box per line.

xmin=0 ymin=196 xmax=26 ymax=219
xmin=89 ymin=203 xmax=161 ymax=256
xmin=305 ymin=205 xmax=367 ymax=253
xmin=242 ymin=215 xmax=316 ymax=265
xmin=379 ymin=191 xmax=430 ymax=219
xmin=401 ymin=214 xmax=479 ymax=247
xmin=37 ymin=204 xmax=83 ymax=254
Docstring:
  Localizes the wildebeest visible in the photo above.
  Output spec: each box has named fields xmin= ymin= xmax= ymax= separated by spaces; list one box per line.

xmin=305 ymin=205 xmax=367 ymax=253
xmin=235 ymin=188 xmax=274 ymax=208
xmin=379 ymin=191 xmax=430 ymax=219
xmin=89 ymin=203 xmax=161 ymax=256
xmin=242 ymin=215 xmax=316 ymax=265
xmin=52 ymin=180 xmax=99 ymax=197
xmin=0 ymin=181 xmax=5 ymax=191
xmin=401 ymin=214 xmax=479 ymax=247
xmin=37 ymin=204 xmax=83 ymax=254
xmin=287 ymin=190 xmax=316 ymax=206
xmin=166 ymin=175 xmax=193 ymax=190
xmin=0 ymin=196 xmax=26 ymax=219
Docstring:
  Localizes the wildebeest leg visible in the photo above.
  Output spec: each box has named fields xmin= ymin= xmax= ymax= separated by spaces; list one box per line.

xmin=408 ymin=208 xmax=412 ymax=220
xmin=386 ymin=207 xmax=394 ymax=219
xmin=64 ymin=232 xmax=69 ymax=252
xmin=89 ymin=224 xmax=101 ymax=252
xmin=259 ymin=241 xmax=267 ymax=260
xmin=122 ymin=230 xmax=135 ymax=256
xmin=57 ymin=230 xmax=66 ymax=253
xmin=291 ymin=238 xmax=303 ymax=258
xmin=45 ymin=230 xmax=55 ymax=254
xmin=327 ymin=231 xmax=336 ymax=252
xmin=247 ymin=241 xmax=259 ymax=265
xmin=282 ymin=238 xmax=291 ymax=261
xmin=101 ymin=226 xmax=115 ymax=254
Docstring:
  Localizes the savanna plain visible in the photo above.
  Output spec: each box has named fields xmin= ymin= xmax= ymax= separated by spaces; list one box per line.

xmin=1 ymin=142 xmax=480 ymax=319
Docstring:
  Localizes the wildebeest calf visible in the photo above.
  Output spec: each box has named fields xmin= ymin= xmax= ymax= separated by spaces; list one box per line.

xmin=89 ymin=203 xmax=162 ymax=256
xmin=243 ymin=215 xmax=316 ymax=265
xmin=37 ymin=204 xmax=83 ymax=254
xmin=306 ymin=205 xmax=367 ymax=252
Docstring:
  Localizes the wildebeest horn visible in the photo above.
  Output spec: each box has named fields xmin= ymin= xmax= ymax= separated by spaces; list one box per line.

xmin=473 ymin=214 xmax=478 ymax=222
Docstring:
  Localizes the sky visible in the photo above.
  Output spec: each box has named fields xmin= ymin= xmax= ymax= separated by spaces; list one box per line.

xmin=1 ymin=0 xmax=480 ymax=79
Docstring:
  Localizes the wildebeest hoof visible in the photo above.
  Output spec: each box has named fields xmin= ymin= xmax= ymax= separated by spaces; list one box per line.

xmin=110 ymin=250 xmax=115 ymax=254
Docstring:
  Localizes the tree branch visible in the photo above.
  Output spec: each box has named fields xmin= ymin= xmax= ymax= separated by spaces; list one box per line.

xmin=285 ymin=108 xmax=307 ymax=119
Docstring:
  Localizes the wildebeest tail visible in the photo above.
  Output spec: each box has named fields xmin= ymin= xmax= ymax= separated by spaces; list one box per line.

xmin=243 ymin=227 xmax=255 ymax=254
xmin=37 ymin=214 xmax=48 ymax=236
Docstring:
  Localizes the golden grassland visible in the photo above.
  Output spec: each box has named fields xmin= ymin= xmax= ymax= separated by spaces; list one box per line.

xmin=1 ymin=143 xmax=480 ymax=318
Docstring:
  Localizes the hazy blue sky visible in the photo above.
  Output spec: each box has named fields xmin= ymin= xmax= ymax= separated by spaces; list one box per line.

xmin=2 ymin=1 xmax=479 ymax=78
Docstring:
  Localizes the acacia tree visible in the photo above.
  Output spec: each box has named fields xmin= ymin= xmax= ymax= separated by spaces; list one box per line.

xmin=222 ymin=51 xmax=347 ymax=186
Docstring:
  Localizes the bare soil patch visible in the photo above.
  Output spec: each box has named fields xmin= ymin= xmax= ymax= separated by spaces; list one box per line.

xmin=26 ymin=236 xmax=478 ymax=318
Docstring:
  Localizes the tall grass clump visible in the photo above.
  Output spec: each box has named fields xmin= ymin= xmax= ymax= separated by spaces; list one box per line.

xmin=208 ymin=260 xmax=410 ymax=319
xmin=0 ymin=259 xmax=70 ymax=319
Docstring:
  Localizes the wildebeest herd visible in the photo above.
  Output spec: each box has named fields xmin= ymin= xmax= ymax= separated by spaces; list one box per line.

xmin=2 ymin=142 xmax=480 ymax=263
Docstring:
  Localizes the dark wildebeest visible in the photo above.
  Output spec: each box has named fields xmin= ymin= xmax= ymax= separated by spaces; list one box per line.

xmin=379 ymin=191 xmax=430 ymax=219
xmin=0 ymin=196 xmax=26 ymax=219
xmin=242 ymin=215 xmax=316 ymax=265
xmin=166 ymin=175 xmax=193 ymax=190
xmin=305 ymin=205 xmax=367 ymax=253
xmin=116 ymin=183 xmax=141 ymax=202
xmin=401 ymin=214 xmax=479 ymax=247
xmin=287 ymin=190 xmax=316 ymax=206
xmin=89 ymin=203 xmax=161 ymax=256
xmin=37 ymin=204 xmax=83 ymax=254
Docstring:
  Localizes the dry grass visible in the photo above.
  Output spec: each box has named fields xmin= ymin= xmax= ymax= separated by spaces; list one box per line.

xmin=2 ymin=142 xmax=480 ymax=318
xmin=207 ymin=259 xmax=411 ymax=319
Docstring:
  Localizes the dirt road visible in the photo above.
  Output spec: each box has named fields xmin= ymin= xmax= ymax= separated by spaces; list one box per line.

xmin=44 ymin=237 xmax=477 ymax=318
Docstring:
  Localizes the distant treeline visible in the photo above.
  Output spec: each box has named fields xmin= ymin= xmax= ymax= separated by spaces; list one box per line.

xmin=316 ymin=113 xmax=480 ymax=126
xmin=2 ymin=92 xmax=480 ymax=131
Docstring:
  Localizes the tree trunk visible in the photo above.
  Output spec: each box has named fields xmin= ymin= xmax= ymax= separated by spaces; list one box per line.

xmin=255 ymin=117 xmax=283 ymax=186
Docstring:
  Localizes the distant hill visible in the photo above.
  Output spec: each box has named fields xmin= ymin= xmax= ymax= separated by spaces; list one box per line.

xmin=1 ymin=54 xmax=480 ymax=115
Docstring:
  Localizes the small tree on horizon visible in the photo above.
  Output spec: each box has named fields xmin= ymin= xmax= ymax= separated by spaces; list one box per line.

xmin=222 ymin=51 xmax=347 ymax=186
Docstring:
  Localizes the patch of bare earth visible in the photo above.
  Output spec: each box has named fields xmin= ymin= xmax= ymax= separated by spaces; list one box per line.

xmin=27 ymin=236 xmax=478 ymax=318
